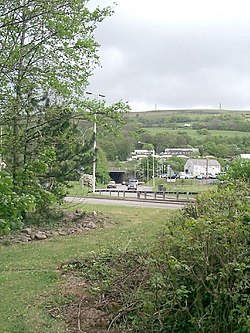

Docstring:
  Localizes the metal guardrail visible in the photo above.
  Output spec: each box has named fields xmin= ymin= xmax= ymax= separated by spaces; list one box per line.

xmin=96 ymin=189 xmax=198 ymax=202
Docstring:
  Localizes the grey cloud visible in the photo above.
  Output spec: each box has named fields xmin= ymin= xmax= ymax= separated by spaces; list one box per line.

xmin=88 ymin=8 xmax=250 ymax=110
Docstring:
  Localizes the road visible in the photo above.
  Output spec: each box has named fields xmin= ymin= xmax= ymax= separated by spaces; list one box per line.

xmin=64 ymin=196 xmax=184 ymax=209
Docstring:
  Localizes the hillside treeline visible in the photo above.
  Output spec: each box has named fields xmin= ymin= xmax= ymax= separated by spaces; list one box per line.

xmin=99 ymin=114 xmax=250 ymax=160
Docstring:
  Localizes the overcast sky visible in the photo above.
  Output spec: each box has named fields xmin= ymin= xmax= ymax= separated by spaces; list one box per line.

xmin=87 ymin=0 xmax=250 ymax=111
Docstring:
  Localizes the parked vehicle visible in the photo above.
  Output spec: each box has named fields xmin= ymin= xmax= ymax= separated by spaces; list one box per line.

xmin=185 ymin=174 xmax=194 ymax=179
xmin=127 ymin=179 xmax=138 ymax=190
xmin=178 ymin=172 xmax=187 ymax=179
xmin=107 ymin=180 xmax=116 ymax=188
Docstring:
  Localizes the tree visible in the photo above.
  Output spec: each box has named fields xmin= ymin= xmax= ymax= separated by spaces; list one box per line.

xmin=221 ymin=158 xmax=250 ymax=183
xmin=166 ymin=156 xmax=186 ymax=174
xmin=0 ymin=1 xmax=129 ymax=230
xmin=0 ymin=0 xmax=111 ymax=175
xmin=95 ymin=147 xmax=110 ymax=185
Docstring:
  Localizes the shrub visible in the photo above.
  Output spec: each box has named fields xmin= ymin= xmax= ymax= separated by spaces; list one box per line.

xmin=59 ymin=161 xmax=250 ymax=332
xmin=0 ymin=169 xmax=35 ymax=234
xmin=128 ymin=183 xmax=250 ymax=332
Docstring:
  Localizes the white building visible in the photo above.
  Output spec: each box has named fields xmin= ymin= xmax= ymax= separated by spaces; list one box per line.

xmin=239 ymin=154 xmax=250 ymax=159
xmin=130 ymin=149 xmax=154 ymax=160
xmin=164 ymin=148 xmax=199 ymax=156
xmin=184 ymin=159 xmax=221 ymax=177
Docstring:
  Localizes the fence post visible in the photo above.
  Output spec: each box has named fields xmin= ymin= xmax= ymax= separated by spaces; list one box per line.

xmin=176 ymin=191 xmax=179 ymax=200
xmin=137 ymin=191 xmax=140 ymax=199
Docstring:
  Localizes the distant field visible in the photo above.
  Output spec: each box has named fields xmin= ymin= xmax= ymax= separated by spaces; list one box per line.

xmin=125 ymin=109 xmax=250 ymax=126
xmin=141 ymin=127 xmax=250 ymax=139
xmin=127 ymin=109 xmax=250 ymax=118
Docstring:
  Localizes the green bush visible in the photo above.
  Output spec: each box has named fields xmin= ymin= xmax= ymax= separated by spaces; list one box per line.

xmin=0 ymin=169 xmax=35 ymax=234
xmin=59 ymin=160 xmax=250 ymax=332
xmin=127 ymin=182 xmax=250 ymax=332
xmin=75 ymin=182 xmax=249 ymax=332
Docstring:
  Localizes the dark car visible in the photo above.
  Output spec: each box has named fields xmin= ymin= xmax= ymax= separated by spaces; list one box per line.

xmin=107 ymin=181 xmax=116 ymax=189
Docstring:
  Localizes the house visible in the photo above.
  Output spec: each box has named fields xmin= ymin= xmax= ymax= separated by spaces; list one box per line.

xmin=130 ymin=149 xmax=154 ymax=160
xmin=239 ymin=154 xmax=250 ymax=159
xmin=184 ymin=159 xmax=221 ymax=177
xmin=164 ymin=148 xmax=199 ymax=156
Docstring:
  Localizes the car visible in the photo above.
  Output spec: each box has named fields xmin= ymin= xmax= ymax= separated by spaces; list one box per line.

xmin=107 ymin=180 xmax=116 ymax=189
xmin=127 ymin=183 xmax=137 ymax=190
xmin=185 ymin=174 xmax=194 ymax=179
xmin=178 ymin=172 xmax=187 ymax=179
xmin=127 ymin=179 xmax=138 ymax=190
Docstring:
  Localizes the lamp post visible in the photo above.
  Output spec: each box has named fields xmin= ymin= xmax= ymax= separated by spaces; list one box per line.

xmin=146 ymin=157 xmax=149 ymax=183
xmin=152 ymin=148 xmax=155 ymax=188
xmin=86 ymin=91 xmax=105 ymax=193
xmin=138 ymin=141 xmax=155 ymax=188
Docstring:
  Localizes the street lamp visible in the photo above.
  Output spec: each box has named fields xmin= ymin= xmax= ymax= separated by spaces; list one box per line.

xmin=152 ymin=148 xmax=155 ymax=188
xmin=85 ymin=91 xmax=106 ymax=193
xmin=138 ymin=141 xmax=155 ymax=188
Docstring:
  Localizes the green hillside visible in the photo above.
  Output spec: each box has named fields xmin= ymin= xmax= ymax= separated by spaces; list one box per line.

xmin=141 ymin=128 xmax=250 ymax=139
xmin=99 ymin=108 xmax=250 ymax=163
xmin=127 ymin=108 xmax=250 ymax=118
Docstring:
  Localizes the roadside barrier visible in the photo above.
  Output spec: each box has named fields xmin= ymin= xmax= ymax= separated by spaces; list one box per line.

xmin=96 ymin=189 xmax=197 ymax=202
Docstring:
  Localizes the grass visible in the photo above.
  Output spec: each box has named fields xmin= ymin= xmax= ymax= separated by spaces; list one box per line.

xmin=0 ymin=203 xmax=174 ymax=333
xmin=66 ymin=181 xmax=107 ymax=197
xmin=126 ymin=108 xmax=250 ymax=117
xmin=142 ymin=127 xmax=250 ymax=139
xmin=68 ymin=179 xmax=217 ymax=198
xmin=66 ymin=181 xmax=90 ymax=196
xmin=154 ymin=178 xmax=218 ymax=193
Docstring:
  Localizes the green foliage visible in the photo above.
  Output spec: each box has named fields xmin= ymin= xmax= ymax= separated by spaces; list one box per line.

xmin=0 ymin=1 xmax=129 ymax=222
xmin=222 ymin=158 xmax=250 ymax=182
xmin=95 ymin=148 xmax=110 ymax=184
xmin=0 ymin=169 xmax=35 ymax=234
xmin=70 ymin=164 xmax=250 ymax=332
xmin=166 ymin=156 xmax=187 ymax=173
xmin=128 ymin=181 xmax=249 ymax=332
xmin=122 ymin=110 xmax=250 ymax=158
xmin=98 ymin=109 xmax=249 ymax=162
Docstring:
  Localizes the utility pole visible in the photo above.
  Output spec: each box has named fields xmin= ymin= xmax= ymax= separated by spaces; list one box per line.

xmin=86 ymin=91 xmax=105 ymax=193
xmin=206 ymin=158 xmax=209 ymax=185
xmin=138 ymin=141 xmax=155 ymax=189
xmin=152 ymin=148 xmax=155 ymax=188
xmin=92 ymin=113 xmax=97 ymax=192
